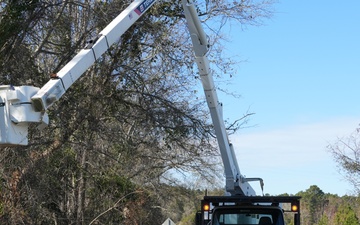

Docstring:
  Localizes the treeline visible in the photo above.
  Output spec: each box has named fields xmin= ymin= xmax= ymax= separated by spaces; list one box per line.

xmin=282 ymin=185 xmax=360 ymax=225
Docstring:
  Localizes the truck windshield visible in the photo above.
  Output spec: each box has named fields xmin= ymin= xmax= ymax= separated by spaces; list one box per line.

xmin=212 ymin=208 xmax=284 ymax=225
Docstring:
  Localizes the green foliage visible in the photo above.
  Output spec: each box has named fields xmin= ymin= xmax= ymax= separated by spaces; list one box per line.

xmin=0 ymin=1 xmax=39 ymax=50
xmin=316 ymin=215 xmax=329 ymax=225
xmin=297 ymin=185 xmax=327 ymax=225
xmin=334 ymin=204 xmax=359 ymax=225
xmin=92 ymin=172 xmax=135 ymax=198
xmin=0 ymin=1 xmax=30 ymax=45
xmin=178 ymin=210 xmax=197 ymax=225
xmin=295 ymin=185 xmax=360 ymax=225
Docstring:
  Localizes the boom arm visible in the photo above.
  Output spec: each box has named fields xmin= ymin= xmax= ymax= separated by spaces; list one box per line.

xmin=31 ymin=0 xmax=157 ymax=112
xmin=182 ymin=0 xmax=262 ymax=196
xmin=0 ymin=0 xmax=157 ymax=146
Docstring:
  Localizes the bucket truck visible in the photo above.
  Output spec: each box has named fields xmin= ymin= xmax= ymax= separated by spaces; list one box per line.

xmin=182 ymin=2 xmax=301 ymax=225
xmin=0 ymin=0 xmax=300 ymax=224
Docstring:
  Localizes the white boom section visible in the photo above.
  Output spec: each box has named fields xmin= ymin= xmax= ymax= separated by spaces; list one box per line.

xmin=183 ymin=0 xmax=261 ymax=196
xmin=0 ymin=0 xmax=157 ymax=145
xmin=31 ymin=0 xmax=157 ymax=112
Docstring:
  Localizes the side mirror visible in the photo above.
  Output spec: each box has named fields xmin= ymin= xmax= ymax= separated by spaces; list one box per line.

xmin=195 ymin=211 xmax=202 ymax=225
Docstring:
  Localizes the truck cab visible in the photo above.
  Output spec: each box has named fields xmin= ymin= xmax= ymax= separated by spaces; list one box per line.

xmin=196 ymin=196 xmax=301 ymax=225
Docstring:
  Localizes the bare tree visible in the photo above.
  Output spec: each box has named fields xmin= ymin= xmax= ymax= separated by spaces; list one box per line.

xmin=328 ymin=126 xmax=360 ymax=194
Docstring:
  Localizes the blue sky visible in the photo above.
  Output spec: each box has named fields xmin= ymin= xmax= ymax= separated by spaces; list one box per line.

xmin=217 ymin=0 xmax=360 ymax=196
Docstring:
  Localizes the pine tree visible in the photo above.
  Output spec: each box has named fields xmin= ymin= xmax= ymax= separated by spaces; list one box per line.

xmin=334 ymin=204 xmax=359 ymax=225
xmin=316 ymin=215 xmax=329 ymax=225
